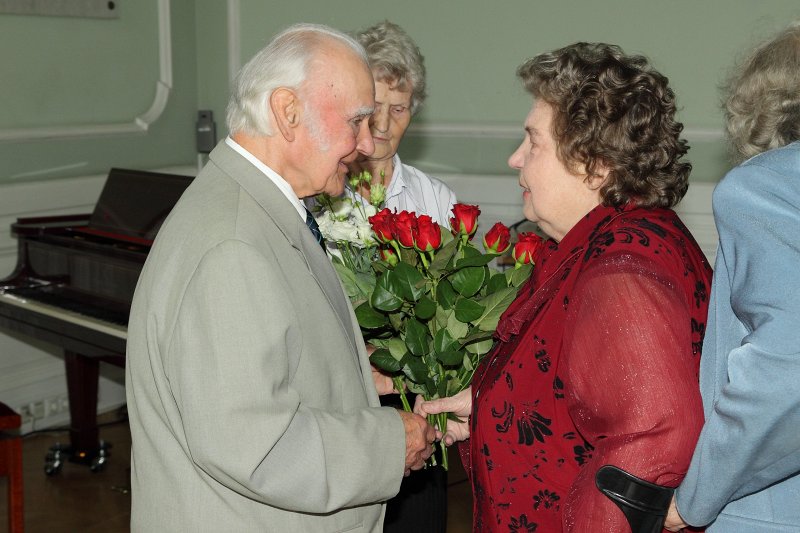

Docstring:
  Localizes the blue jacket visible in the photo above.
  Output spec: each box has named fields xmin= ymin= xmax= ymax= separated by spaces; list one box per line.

xmin=676 ymin=141 xmax=800 ymax=531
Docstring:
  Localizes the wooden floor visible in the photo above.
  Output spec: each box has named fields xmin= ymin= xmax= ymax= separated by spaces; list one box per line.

xmin=0 ymin=411 xmax=472 ymax=532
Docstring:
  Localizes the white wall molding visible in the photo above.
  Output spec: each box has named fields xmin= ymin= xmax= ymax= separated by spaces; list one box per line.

xmin=408 ymin=123 xmax=724 ymax=143
xmin=227 ymin=0 xmax=241 ymax=84
xmin=436 ymin=173 xmax=717 ymax=264
xmin=0 ymin=0 xmax=172 ymax=143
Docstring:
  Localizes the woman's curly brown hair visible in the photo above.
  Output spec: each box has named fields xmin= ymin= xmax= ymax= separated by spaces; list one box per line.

xmin=517 ymin=42 xmax=690 ymax=209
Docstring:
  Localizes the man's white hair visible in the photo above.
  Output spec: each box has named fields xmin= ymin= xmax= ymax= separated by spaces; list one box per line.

xmin=226 ymin=23 xmax=367 ymax=137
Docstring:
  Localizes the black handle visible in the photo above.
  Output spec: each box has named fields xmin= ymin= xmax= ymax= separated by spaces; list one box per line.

xmin=595 ymin=465 xmax=674 ymax=533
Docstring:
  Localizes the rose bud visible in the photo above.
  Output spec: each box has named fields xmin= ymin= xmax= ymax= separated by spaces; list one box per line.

xmin=483 ymin=222 xmax=511 ymax=254
xmin=380 ymin=247 xmax=399 ymax=267
xmin=449 ymin=203 xmax=481 ymax=239
xmin=413 ymin=215 xmax=442 ymax=252
xmin=368 ymin=208 xmax=395 ymax=244
xmin=394 ymin=211 xmax=418 ymax=248
xmin=513 ymin=232 xmax=545 ymax=267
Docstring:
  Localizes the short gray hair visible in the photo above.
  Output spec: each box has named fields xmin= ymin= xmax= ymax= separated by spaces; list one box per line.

xmin=724 ymin=21 xmax=800 ymax=162
xmin=354 ymin=20 xmax=427 ymax=114
xmin=226 ymin=23 xmax=367 ymax=136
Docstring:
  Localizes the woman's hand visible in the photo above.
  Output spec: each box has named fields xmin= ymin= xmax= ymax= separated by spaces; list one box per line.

xmin=414 ymin=388 xmax=472 ymax=445
xmin=664 ymin=496 xmax=688 ymax=531
xmin=370 ymin=364 xmax=400 ymax=395
xmin=365 ymin=344 xmax=402 ymax=395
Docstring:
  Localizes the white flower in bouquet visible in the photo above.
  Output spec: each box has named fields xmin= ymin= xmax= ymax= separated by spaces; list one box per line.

xmin=315 ymin=210 xmax=335 ymax=237
xmin=328 ymin=197 xmax=354 ymax=220
xmin=327 ymin=218 xmax=361 ymax=244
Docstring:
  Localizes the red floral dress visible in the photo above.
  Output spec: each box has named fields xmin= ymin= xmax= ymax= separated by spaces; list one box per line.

xmin=466 ymin=204 xmax=712 ymax=532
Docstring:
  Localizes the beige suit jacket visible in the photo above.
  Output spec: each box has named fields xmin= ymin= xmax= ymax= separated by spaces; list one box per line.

xmin=126 ymin=141 xmax=406 ymax=532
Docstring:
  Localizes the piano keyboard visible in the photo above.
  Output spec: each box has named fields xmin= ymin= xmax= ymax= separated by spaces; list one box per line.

xmin=0 ymin=290 xmax=127 ymax=340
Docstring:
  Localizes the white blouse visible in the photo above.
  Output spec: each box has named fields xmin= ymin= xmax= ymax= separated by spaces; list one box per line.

xmin=358 ymin=154 xmax=457 ymax=225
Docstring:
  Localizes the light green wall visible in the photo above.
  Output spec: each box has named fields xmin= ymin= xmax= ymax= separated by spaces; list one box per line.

xmin=196 ymin=0 xmax=800 ymax=182
xmin=0 ymin=0 xmax=199 ymax=184
xmin=3 ymin=1 xmax=799 ymax=185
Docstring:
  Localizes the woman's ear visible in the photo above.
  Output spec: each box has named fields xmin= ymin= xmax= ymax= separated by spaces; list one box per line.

xmin=587 ymin=162 xmax=610 ymax=191
xmin=269 ymin=87 xmax=299 ymax=142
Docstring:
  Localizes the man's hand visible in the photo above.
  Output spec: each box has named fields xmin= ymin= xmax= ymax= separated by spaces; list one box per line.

xmin=397 ymin=411 xmax=436 ymax=476
xmin=664 ymin=495 xmax=688 ymax=531
xmin=370 ymin=364 xmax=399 ymax=395
xmin=414 ymin=388 xmax=472 ymax=446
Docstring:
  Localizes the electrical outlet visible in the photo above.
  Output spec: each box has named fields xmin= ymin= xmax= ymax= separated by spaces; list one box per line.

xmin=31 ymin=400 xmax=46 ymax=419
xmin=18 ymin=404 xmax=33 ymax=424
xmin=60 ymin=395 xmax=69 ymax=413
xmin=46 ymin=396 xmax=61 ymax=416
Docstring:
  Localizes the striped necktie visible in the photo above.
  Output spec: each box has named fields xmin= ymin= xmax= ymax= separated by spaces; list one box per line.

xmin=304 ymin=208 xmax=325 ymax=250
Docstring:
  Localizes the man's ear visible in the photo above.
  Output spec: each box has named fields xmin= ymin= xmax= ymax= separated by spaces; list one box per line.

xmin=270 ymin=87 xmax=300 ymax=142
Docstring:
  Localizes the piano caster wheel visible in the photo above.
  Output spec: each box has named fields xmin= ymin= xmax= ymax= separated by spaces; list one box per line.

xmin=42 ymin=440 xmax=111 ymax=474
xmin=90 ymin=447 xmax=108 ymax=473
xmin=45 ymin=444 xmax=66 ymax=476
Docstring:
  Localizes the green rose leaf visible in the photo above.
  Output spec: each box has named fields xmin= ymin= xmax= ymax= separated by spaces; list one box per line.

xmin=414 ymin=296 xmax=437 ymax=320
xmin=446 ymin=310 xmax=470 ymax=339
xmin=386 ymin=337 xmax=407 ymax=361
xmin=446 ymin=376 xmax=465 ymax=396
xmin=458 ymin=329 xmax=494 ymax=346
xmin=332 ymin=261 xmax=361 ymax=300
xmin=406 ymin=381 xmax=427 ymax=395
xmin=507 ymin=262 xmax=533 ymax=287
xmin=437 ymin=375 xmax=451 ymax=397
xmin=465 ymin=338 xmax=494 ymax=356
xmin=371 ymin=273 xmax=404 ymax=312
xmin=472 ymin=286 xmax=518 ymax=332
xmin=436 ymin=279 xmax=457 ymax=310
xmin=392 ymin=262 xmax=426 ymax=302
xmin=437 ymin=350 xmax=465 ymax=366
xmin=428 ymin=229 xmax=459 ymax=274
xmin=389 ymin=312 xmax=405 ymax=331
xmin=398 ymin=247 xmax=419 ymax=267
xmin=369 ymin=348 xmax=401 ymax=372
xmin=454 ymin=297 xmax=486 ymax=323
xmin=450 ymin=266 xmax=486 ymax=297
xmin=486 ymin=271 xmax=509 ymax=294
xmin=454 ymin=253 xmax=496 ymax=269
xmin=354 ymin=302 xmax=389 ymax=329
xmin=402 ymin=355 xmax=428 ymax=384
xmin=405 ymin=318 xmax=430 ymax=356
xmin=434 ymin=327 xmax=459 ymax=353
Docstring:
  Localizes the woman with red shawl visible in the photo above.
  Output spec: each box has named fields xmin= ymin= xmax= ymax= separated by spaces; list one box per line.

xmin=417 ymin=42 xmax=711 ymax=532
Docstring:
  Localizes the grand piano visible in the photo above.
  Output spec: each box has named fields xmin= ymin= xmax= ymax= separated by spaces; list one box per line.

xmin=0 ymin=168 xmax=193 ymax=473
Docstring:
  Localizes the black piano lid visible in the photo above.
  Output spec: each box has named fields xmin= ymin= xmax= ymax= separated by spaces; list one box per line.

xmin=75 ymin=168 xmax=194 ymax=245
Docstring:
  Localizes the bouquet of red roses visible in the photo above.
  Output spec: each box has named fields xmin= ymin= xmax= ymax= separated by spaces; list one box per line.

xmin=355 ymin=203 xmax=543 ymax=469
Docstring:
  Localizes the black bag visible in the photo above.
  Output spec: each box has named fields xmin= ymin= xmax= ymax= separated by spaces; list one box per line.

xmin=595 ymin=465 xmax=674 ymax=533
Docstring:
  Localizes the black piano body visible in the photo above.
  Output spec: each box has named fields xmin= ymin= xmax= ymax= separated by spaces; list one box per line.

xmin=0 ymin=168 xmax=193 ymax=471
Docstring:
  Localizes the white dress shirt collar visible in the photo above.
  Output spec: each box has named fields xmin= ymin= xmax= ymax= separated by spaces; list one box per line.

xmin=225 ymin=136 xmax=306 ymax=220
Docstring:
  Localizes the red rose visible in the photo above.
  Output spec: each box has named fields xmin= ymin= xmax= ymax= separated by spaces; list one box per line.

xmin=513 ymin=232 xmax=544 ymax=266
xmin=449 ymin=203 xmax=481 ymax=239
xmin=380 ymin=247 xmax=399 ymax=266
xmin=368 ymin=208 xmax=395 ymax=244
xmin=483 ymin=222 xmax=511 ymax=254
xmin=394 ymin=211 xmax=418 ymax=248
xmin=413 ymin=215 xmax=442 ymax=252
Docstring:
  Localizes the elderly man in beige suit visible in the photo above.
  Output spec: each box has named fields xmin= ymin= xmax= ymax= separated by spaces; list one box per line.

xmin=125 ymin=23 xmax=435 ymax=532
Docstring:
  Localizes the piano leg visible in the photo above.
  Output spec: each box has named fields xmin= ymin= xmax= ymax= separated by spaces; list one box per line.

xmin=44 ymin=350 xmax=112 ymax=475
